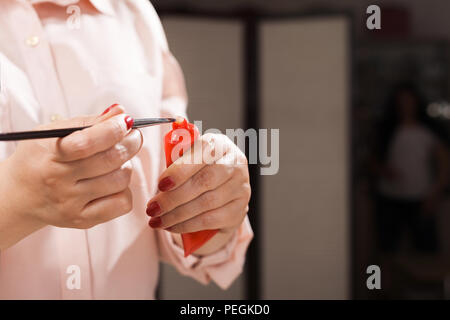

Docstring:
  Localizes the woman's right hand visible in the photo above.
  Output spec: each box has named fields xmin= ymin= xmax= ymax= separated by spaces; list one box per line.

xmin=1 ymin=104 xmax=143 ymax=238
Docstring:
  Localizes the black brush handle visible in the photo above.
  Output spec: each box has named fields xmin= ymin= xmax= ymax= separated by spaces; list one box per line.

xmin=0 ymin=118 xmax=176 ymax=141
xmin=0 ymin=127 xmax=88 ymax=141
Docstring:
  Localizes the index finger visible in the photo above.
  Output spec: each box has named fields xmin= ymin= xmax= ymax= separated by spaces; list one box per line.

xmin=54 ymin=113 xmax=134 ymax=162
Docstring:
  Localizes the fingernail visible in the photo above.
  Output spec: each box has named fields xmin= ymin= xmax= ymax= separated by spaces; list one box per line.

xmin=125 ymin=116 xmax=134 ymax=130
xmin=158 ymin=177 xmax=175 ymax=192
xmin=146 ymin=201 xmax=161 ymax=217
xmin=149 ymin=217 xmax=162 ymax=228
xmin=101 ymin=103 xmax=119 ymax=116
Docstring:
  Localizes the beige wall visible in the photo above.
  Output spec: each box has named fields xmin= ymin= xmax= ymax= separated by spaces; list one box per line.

xmin=260 ymin=17 xmax=350 ymax=299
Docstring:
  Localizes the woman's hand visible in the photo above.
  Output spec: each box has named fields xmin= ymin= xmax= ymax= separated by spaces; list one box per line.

xmin=146 ymin=133 xmax=251 ymax=255
xmin=0 ymin=104 xmax=142 ymax=249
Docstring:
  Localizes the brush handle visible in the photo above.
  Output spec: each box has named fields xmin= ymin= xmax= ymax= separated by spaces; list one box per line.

xmin=0 ymin=127 xmax=88 ymax=141
xmin=0 ymin=118 xmax=175 ymax=141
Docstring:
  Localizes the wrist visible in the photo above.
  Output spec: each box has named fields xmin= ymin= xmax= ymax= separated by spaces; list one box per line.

xmin=0 ymin=157 xmax=45 ymax=250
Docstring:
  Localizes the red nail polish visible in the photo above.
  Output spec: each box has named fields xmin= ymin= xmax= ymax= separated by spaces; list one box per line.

xmin=125 ymin=116 xmax=134 ymax=130
xmin=149 ymin=217 xmax=162 ymax=228
xmin=146 ymin=202 xmax=161 ymax=217
xmin=101 ymin=103 xmax=119 ymax=116
xmin=158 ymin=177 xmax=175 ymax=192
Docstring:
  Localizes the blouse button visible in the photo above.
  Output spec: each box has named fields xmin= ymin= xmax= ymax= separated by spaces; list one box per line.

xmin=50 ymin=114 xmax=62 ymax=122
xmin=25 ymin=35 xmax=40 ymax=47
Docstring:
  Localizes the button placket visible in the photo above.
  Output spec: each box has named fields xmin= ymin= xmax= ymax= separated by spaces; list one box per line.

xmin=50 ymin=113 xmax=62 ymax=122
xmin=25 ymin=35 xmax=40 ymax=47
xmin=10 ymin=3 xmax=70 ymax=125
xmin=8 ymin=3 xmax=93 ymax=299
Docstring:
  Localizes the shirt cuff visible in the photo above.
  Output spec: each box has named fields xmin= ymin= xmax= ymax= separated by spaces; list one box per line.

xmin=163 ymin=217 xmax=253 ymax=289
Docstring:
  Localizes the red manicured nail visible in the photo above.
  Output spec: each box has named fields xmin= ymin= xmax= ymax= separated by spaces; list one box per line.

xmin=149 ymin=217 xmax=162 ymax=228
xmin=101 ymin=103 xmax=119 ymax=116
xmin=125 ymin=116 xmax=134 ymax=130
xmin=146 ymin=202 xmax=161 ymax=217
xmin=158 ymin=177 xmax=175 ymax=192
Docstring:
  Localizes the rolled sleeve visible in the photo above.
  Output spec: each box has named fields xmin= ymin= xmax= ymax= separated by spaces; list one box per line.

xmin=157 ymin=217 xmax=253 ymax=289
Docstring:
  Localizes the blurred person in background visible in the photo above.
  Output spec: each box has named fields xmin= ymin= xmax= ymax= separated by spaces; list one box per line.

xmin=372 ymin=83 xmax=449 ymax=256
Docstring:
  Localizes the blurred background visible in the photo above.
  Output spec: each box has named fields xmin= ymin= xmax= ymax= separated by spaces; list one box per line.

xmin=151 ymin=0 xmax=450 ymax=299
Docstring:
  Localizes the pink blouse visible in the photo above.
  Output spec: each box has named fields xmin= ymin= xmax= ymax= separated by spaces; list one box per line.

xmin=0 ymin=0 xmax=253 ymax=299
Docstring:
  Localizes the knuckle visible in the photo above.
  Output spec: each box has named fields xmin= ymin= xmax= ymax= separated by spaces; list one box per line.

xmin=70 ymin=218 xmax=84 ymax=228
xmin=243 ymin=182 xmax=252 ymax=201
xmin=192 ymin=168 xmax=215 ymax=190
xmin=119 ymin=189 xmax=133 ymax=213
xmin=53 ymin=193 xmax=69 ymax=206
xmin=159 ymin=193 xmax=174 ymax=212
xmin=71 ymin=135 xmax=92 ymax=158
xmin=233 ymin=205 xmax=248 ymax=226
xmin=241 ymin=203 xmax=250 ymax=220
xmin=70 ymin=216 xmax=93 ymax=230
xmin=40 ymin=167 xmax=75 ymax=205
xmin=114 ymin=167 xmax=132 ymax=189
xmin=201 ymin=191 xmax=217 ymax=208
xmin=161 ymin=211 xmax=177 ymax=228
xmin=102 ymin=148 xmax=117 ymax=168
xmin=104 ymin=144 xmax=127 ymax=168
xmin=42 ymin=173 xmax=59 ymax=189
xmin=47 ymin=187 xmax=70 ymax=206
xmin=123 ymin=166 xmax=133 ymax=182
xmin=234 ymin=165 xmax=248 ymax=181
xmin=40 ymin=162 xmax=62 ymax=186
xmin=130 ymin=129 xmax=144 ymax=153
xmin=108 ymin=119 xmax=125 ymax=144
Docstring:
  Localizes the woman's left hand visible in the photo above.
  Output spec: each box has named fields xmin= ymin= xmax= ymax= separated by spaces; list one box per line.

xmin=146 ymin=133 xmax=250 ymax=244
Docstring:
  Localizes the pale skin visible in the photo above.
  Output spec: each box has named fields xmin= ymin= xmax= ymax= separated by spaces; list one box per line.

xmin=0 ymin=106 xmax=141 ymax=250
xmin=0 ymin=51 xmax=251 ymax=256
